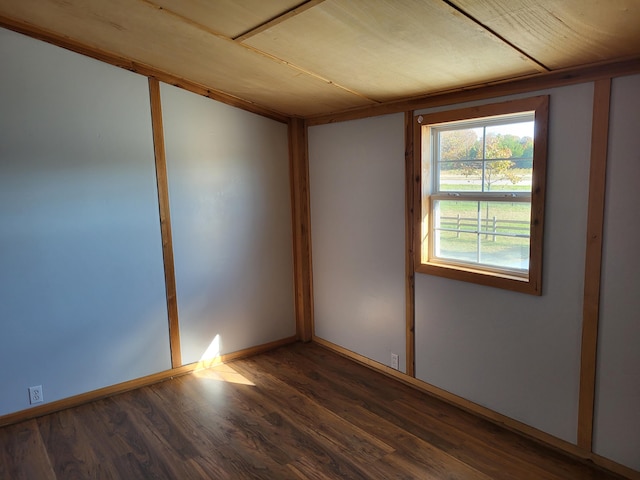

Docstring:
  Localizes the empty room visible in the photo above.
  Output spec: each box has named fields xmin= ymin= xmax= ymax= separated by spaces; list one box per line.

xmin=1 ymin=1 xmax=639 ymax=478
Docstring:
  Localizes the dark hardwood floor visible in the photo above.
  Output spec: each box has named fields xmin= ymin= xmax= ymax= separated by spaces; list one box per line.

xmin=0 ymin=343 xmax=624 ymax=479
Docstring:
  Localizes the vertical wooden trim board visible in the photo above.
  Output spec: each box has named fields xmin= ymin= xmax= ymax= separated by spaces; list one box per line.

xmin=148 ymin=77 xmax=182 ymax=368
xmin=288 ymin=118 xmax=314 ymax=342
xmin=577 ymin=78 xmax=612 ymax=451
xmin=404 ymin=111 xmax=416 ymax=377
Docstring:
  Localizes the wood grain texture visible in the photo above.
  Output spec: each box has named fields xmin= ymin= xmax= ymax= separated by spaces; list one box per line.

xmin=0 ymin=2 xmax=372 ymax=118
xmin=0 ymin=336 xmax=296 ymax=429
xmin=234 ymin=0 xmax=327 ymax=41
xmin=289 ymin=118 xmax=314 ymax=342
xmin=404 ymin=111 xmax=416 ymax=377
xmin=578 ymin=78 xmax=612 ymax=451
xmin=146 ymin=0 xmax=304 ymax=39
xmin=1 ymin=0 xmax=639 ymax=118
xmin=452 ymin=0 xmax=640 ymax=70
xmin=314 ymin=336 xmax=640 ymax=479
xmin=0 ymin=343 xmax=627 ymax=479
xmin=149 ymin=77 xmax=182 ymax=368
xmin=306 ymin=57 xmax=640 ymax=126
xmin=244 ymin=0 xmax=540 ymax=103
xmin=0 ymin=421 xmax=55 ymax=480
xmin=0 ymin=14 xmax=289 ymax=123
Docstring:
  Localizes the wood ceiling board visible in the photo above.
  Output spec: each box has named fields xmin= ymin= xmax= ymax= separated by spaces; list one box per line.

xmin=145 ymin=0 xmax=305 ymax=39
xmin=0 ymin=0 xmax=372 ymax=117
xmin=244 ymin=0 xmax=542 ymax=103
xmin=452 ymin=0 xmax=640 ymax=70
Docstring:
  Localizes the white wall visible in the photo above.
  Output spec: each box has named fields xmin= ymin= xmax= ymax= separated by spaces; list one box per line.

xmin=308 ymin=80 xmax=640 ymax=470
xmin=0 ymin=28 xmax=170 ymax=416
xmin=160 ymin=83 xmax=295 ymax=365
xmin=593 ymin=73 xmax=640 ymax=471
xmin=0 ymin=27 xmax=296 ymax=418
xmin=413 ymin=83 xmax=594 ymax=443
xmin=308 ymin=85 xmax=595 ymax=444
xmin=309 ymin=114 xmax=406 ymax=371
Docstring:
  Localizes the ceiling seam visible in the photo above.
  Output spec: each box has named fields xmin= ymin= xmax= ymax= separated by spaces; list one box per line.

xmin=233 ymin=0 xmax=327 ymax=42
xmin=441 ymin=0 xmax=551 ymax=73
xmin=140 ymin=0 xmax=380 ymax=105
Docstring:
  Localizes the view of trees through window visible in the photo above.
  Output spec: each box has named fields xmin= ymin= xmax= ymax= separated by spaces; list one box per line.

xmin=437 ymin=120 xmax=534 ymax=192
xmin=432 ymin=118 xmax=534 ymax=272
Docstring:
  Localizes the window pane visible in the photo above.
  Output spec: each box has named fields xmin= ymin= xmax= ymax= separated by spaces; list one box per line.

xmin=483 ymin=160 xmax=532 ymax=192
xmin=434 ymin=200 xmax=479 ymax=232
xmin=479 ymin=235 xmax=530 ymax=271
xmin=478 ymin=201 xmax=530 ymax=270
xmin=435 ymin=231 xmax=479 ymax=264
xmin=434 ymin=200 xmax=479 ymax=263
xmin=485 ymin=121 xmax=534 ymax=160
xmin=438 ymin=127 xmax=483 ymax=161
xmin=438 ymin=160 xmax=483 ymax=192
xmin=479 ymin=201 xmax=531 ymax=236
xmin=433 ymin=200 xmax=531 ymax=271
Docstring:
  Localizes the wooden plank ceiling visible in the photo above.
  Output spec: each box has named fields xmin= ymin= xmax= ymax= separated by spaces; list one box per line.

xmin=0 ymin=0 xmax=638 ymax=118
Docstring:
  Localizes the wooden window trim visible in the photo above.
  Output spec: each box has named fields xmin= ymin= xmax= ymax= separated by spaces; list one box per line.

xmin=413 ymin=96 xmax=549 ymax=295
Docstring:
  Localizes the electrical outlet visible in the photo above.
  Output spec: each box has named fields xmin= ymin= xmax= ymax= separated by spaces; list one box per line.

xmin=391 ymin=353 xmax=399 ymax=370
xmin=28 ymin=385 xmax=43 ymax=405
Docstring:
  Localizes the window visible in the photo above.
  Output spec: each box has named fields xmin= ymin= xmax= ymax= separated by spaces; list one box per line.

xmin=414 ymin=96 xmax=549 ymax=295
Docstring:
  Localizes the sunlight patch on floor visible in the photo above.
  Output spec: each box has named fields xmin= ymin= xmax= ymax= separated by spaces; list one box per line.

xmin=192 ymin=334 xmax=255 ymax=385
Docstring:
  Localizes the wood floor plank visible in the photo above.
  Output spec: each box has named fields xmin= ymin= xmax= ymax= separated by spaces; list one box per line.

xmin=110 ymin=386 xmax=202 ymax=462
xmin=230 ymin=360 xmax=396 ymax=463
xmin=151 ymin=378 xmax=302 ymax=479
xmin=241 ymin=347 xmax=539 ymax=479
xmin=205 ymin=374 xmax=384 ymax=479
xmin=70 ymin=400 xmax=160 ymax=480
xmin=0 ymin=342 xmax=627 ymax=479
xmin=145 ymin=388 xmax=277 ymax=479
xmin=262 ymin=344 xmax=622 ymax=480
xmin=0 ymin=419 xmax=55 ymax=480
xmin=37 ymin=407 xmax=120 ymax=479
xmin=231 ymin=357 xmax=494 ymax=480
xmin=83 ymin=395 xmax=197 ymax=479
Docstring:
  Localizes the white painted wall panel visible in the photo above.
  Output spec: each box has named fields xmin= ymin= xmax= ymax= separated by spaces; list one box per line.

xmin=593 ymin=74 xmax=640 ymax=471
xmin=308 ymin=114 xmax=406 ymax=371
xmin=413 ymin=83 xmax=594 ymax=443
xmin=0 ymin=28 xmax=170 ymax=416
xmin=160 ymin=84 xmax=295 ymax=365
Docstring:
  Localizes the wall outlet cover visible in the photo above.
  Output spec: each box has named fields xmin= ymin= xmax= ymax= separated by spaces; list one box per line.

xmin=28 ymin=385 xmax=43 ymax=405
xmin=391 ymin=353 xmax=399 ymax=370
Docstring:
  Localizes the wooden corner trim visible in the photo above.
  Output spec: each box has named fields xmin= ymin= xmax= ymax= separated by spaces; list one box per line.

xmin=404 ymin=111 xmax=416 ymax=377
xmin=288 ymin=118 xmax=314 ymax=342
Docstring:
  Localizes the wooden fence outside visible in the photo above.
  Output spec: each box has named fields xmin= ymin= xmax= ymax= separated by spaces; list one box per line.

xmin=439 ymin=215 xmax=530 ymax=241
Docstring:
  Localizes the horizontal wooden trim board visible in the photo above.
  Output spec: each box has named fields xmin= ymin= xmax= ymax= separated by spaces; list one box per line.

xmin=311 ymin=336 xmax=640 ymax=480
xmin=2 ymin=11 xmax=639 ymax=128
xmin=0 ymin=14 xmax=289 ymax=124
xmin=0 ymin=336 xmax=297 ymax=429
xmin=306 ymin=56 xmax=640 ymax=126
